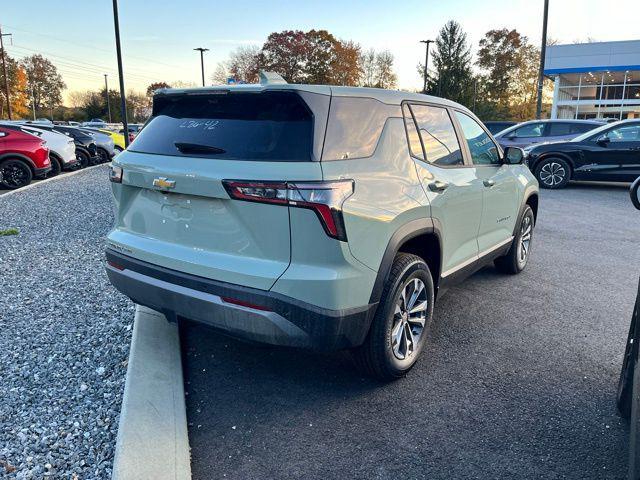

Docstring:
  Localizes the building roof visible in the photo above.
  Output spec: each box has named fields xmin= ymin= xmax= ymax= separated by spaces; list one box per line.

xmin=544 ymin=39 xmax=640 ymax=75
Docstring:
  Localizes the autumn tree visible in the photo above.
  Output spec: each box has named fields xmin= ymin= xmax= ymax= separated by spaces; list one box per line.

xmin=475 ymin=29 xmax=543 ymax=120
xmin=0 ymin=51 xmax=30 ymax=119
xmin=228 ymin=46 xmax=261 ymax=84
xmin=21 ymin=54 xmax=66 ymax=113
xmin=259 ymin=30 xmax=309 ymax=83
xmin=258 ymin=30 xmax=363 ymax=86
xmin=146 ymin=81 xmax=171 ymax=96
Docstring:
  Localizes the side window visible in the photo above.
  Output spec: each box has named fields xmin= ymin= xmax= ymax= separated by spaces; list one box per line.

xmin=401 ymin=103 xmax=424 ymax=160
xmin=454 ymin=111 xmax=501 ymax=166
xmin=409 ymin=104 xmax=464 ymax=166
xmin=605 ymin=124 xmax=640 ymax=142
xmin=322 ymin=97 xmax=401 ymax=161
xmin=548 ymin=122 xmax=573 ymax=136
xmin=513 ymin=122 xmax=545 ymax=138
xmin=572 ymin=123 xmax=598 ymax=134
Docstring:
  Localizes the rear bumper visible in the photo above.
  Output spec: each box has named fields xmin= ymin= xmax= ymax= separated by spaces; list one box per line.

xmin=34 ymin=165 xmax=52 ymax=178
xmin=105 ymin=249 xmax=376 ymax=350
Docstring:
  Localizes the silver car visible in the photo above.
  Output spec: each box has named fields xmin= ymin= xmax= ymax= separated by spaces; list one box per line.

xmin=79 ymin=128 xmax=115 ymax=162
xmin=495 ymin=119 xmax=604 ymax=149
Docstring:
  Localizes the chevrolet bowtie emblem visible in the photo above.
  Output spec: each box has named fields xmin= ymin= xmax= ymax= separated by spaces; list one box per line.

xmin=153 ymin=177 xmax=176 ymax=189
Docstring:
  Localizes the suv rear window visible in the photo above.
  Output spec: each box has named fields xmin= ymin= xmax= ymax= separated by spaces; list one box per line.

xmin=130 ymin=91 xmax=313 ymax=161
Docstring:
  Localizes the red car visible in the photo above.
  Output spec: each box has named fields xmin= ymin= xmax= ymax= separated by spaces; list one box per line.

xmin=0 ymin=126 xmax=51 ymax=189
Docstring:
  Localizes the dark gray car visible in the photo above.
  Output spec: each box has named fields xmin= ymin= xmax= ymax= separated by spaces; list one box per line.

xmin=495 ymin=119 xmax=604 ymax=149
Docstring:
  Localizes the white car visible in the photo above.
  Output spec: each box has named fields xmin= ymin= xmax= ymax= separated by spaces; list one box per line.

xmin=2 ymin=123 xmax=78 ymax=175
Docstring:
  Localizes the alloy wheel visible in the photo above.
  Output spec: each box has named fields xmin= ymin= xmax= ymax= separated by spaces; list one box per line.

xmin=539 ymin=162 xmax=566 ymax=186
xmin=391 ymin=278 xmax=428 ymax=360
xmin=517 ymin=215 xmax=532 ymax=267
xmin=1 ymin=164 xmax=30 ymax=188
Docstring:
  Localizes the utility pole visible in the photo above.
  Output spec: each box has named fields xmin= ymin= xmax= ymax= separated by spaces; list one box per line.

xmin=112 ymin=0 xmax=129 ymax=147
xmin=30 ymin=85 xmax=35 ymax=120
xmin=536 ymin=0 xmax=550 ymax=119
xmin=419 ymin=40 xmax=434 ymax=94
xmin=104 ymin=74 xmax=112 ymax=123
xmin=194 ymin=47 xmax=209 ymax=86
xmin=0 ymin=26 xmax=13 ymax=120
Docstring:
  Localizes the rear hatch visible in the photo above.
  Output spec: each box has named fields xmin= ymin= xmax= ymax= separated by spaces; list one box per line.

xmin=108 ymin=89 xmax=326 ymax=290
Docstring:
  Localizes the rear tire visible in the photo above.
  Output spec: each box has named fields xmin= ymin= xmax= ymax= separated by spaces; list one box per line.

xmin=0 ymin=159 xmax=33 ymax=189
xmin=535 ymin=157 xmax=571 ymax=189
xmin=97 ymin=147 xmax=110 ymax=163
xmin=48 ymin=155 xmax=62 ymax=177
xmin=495 ymin=205 xmax=534 ymax=274
xmin=353 ymin=253 xmax=434 ymax=380
xmin=76 ymin=149 xmax=90 ymax=168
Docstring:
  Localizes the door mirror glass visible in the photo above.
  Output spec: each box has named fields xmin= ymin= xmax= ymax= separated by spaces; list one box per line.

xmin=503 ymin=146 xmax=525 ymax=165
xmin=596 ymin=135 xmax=610 ymax=145
xmin=631 ymin=177 xmax=640 ymax=211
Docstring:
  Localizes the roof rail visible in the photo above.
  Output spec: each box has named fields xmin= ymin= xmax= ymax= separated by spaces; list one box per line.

xmin=259 ymin=71 xmax=288 ymax=85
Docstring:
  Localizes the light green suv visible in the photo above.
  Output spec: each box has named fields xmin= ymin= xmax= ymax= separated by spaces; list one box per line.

xmin=105 ymin=77 xmax=538 ymax=380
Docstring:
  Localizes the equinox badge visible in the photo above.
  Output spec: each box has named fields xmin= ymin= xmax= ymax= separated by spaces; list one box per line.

xmin=153 ymin=177 xmax=176 ymax=189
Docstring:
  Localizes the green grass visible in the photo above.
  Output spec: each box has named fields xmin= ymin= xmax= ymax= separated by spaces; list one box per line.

xmin=0 ymin=228 xmax=19 ymax=236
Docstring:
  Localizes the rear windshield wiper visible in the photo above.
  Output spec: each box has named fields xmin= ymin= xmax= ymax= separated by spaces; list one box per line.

xmin=174 ymin=142 xmax=226 ymax=154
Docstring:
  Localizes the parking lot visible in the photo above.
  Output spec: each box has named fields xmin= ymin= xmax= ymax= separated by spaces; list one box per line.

xmin=1 ymin=167 xmax=639 ymax=479
xmin=182 ymin=183 xmax=640 ymax=479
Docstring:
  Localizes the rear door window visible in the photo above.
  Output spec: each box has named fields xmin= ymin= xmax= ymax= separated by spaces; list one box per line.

xmin=130 ymin=91 xmax=313 ymax=161
xmin=513 ymin=122 xmax=545 ymax=138
xmin=548 ymin=122 xmax=573 ymax=136
xmin=409 ymin=104 xmax=464 ymax=167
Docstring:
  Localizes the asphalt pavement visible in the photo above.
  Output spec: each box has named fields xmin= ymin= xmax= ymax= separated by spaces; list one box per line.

xmin=182 ymin=182 xmax=640 ymax=480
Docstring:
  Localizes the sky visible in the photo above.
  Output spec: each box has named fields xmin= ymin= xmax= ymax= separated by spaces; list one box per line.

xmin=2 ymin=0 xmax=639 ymax=105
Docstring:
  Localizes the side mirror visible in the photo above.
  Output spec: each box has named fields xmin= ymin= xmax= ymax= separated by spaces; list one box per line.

xmin=503 ymin=146 xmax=525 ymax=165
xmin=597 ymin=135 xmax=610 ymax=146
xmin=631 ymin=177 xmax=640 ymax=211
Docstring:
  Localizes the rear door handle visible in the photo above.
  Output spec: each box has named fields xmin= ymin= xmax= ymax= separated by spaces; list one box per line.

xmin=483 ymin=179 xmax=496 ymax=188
xmin=428 ymin=180 xmax=449 ymax=193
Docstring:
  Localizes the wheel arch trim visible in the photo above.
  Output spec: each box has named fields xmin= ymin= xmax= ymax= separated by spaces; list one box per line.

xmin=368 ymin=218 xmax=441 ymax=305
xmin=0 ymin=153 xmax=37 ymax=173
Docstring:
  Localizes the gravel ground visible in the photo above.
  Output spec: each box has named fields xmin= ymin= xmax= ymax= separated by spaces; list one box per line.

xmin=183 ymin=182 xmax=640 ymax=480
xmin=0 ymin=165 xmax=134 ymax=479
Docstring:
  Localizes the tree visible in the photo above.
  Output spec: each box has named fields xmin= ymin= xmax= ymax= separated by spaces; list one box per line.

xmin=374 ymin=50 xmax=397 ymax=89
xmin=425 ymin=20 xmax=474 ymax=106
xmin=259 ymin=30 xmax=309 ymax=83
xmin=211 ymin=63 xmax=229 ymax=85
xmin=258 ymin=30 xmax=363 ymax=86
xmin=332 ymin=40 xmax=362 ymax=86
xmin=227 ymin=46 xmax=260 ymax=84
xmin=475 ymin=29 xmax=544 ymax=120
xmin=21 ymin=54 xmax=65 ymax=113
xmin=360 ymin=49 xmax=377 ymax=87
xmin=146 ymin=81 xmax=171 ymax=97
xmin=0 ymin=51 xmax=30 ymax=119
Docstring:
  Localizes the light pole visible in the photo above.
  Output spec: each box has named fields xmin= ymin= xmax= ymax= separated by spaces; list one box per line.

xmin=420 ymin=40 xmax=434 ymax=94
xmin=536 ymin=0 xmax=550 ymax=119
xmin=112 ymin=0 xmax=129 ymax=147
xmin=104 ymin=74 xmax=112 ymax=123
xmin=0 ymin=26 xmax=13 ymax=119
xmin=194 ymin=47 xmax=209 ymax=86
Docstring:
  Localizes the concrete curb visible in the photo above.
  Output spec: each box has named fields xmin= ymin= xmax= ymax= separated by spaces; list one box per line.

xmin=0 ymin=163 xmax=108 ymax=199
xmin=112 ymin=305 xmax=191 ymax=480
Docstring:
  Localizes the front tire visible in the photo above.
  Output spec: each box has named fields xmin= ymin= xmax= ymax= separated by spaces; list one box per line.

xmin=0 ymin=159 xmax=33 ymax=189
xmin=495 ymin=205 xmax=534 ymax=274
xmin=535 ymin=157 xmax=571 ymax=189
xmin=353 ymin=253 xmax=434 ymax=380
xmin=76 ymin=149 xmax=90 ymax=168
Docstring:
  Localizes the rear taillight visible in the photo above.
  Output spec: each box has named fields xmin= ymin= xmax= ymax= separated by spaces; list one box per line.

xmin=223 ymin=180 xmax=354 ymax=241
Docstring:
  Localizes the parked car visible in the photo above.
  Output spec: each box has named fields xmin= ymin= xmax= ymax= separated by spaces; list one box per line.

xmin=494 ymin=119 xmax=604 ymax=149
xmin=617 ymin=177 xmax=640 ymax=476
xmin=0 ymin=123 xmax=78 ymax=175
xmin=84 ymin=127 xmax=126 ymax=153
xmin=526 ymin=119 xmax=640 ymax=188
xmin=82 ymin=119 xmax=108 ymax=129
xmin=483 ymin=121 xmax=517 ymax=135
xmin=0 ymin=126 xmax=51 ymax=189
xmin=79 ymin=128 xmax=115 ymax=162
xmin=104 ymin=81 xmax=539 ymax=380
xmin=27 ymin=124 xmax=100 ymax=168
